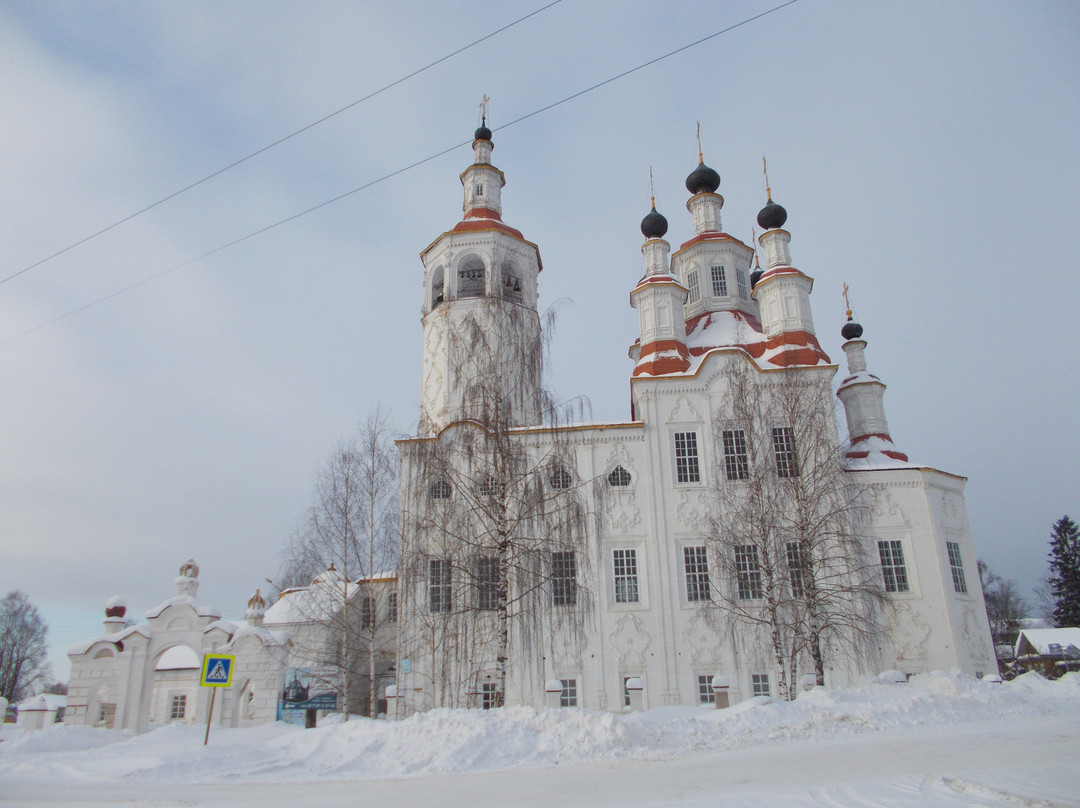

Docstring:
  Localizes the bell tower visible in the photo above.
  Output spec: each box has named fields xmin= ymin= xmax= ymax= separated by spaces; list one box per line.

xmin=417 ymin=111 xmax=543 ymax=433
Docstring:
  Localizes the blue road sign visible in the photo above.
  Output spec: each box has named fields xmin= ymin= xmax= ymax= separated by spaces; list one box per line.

xmin=200 ymin=654 xmax=235 ymax=687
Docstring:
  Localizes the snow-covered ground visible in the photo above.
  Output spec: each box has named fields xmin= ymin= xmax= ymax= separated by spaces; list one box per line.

xmin=3 ymin=671 xmax=1078 ymax=807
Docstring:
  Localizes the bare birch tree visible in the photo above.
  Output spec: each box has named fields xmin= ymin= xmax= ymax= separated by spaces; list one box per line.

xmin=707 ymin=360 xmax=884 ymax=698
xmin=399 ymin=297 xmax=595 ymax=709
xmin=278 ymin=409 xmax=399 ymax=717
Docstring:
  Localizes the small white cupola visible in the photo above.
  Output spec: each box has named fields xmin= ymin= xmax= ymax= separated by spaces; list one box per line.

xmin=836 ymin=290 xmax=909 ymax=465
xmin=175 ymin=558 xmax=199 ymax=597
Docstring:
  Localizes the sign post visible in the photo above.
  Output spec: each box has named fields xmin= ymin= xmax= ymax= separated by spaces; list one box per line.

xmin=199 ymin=653 xmax=235 ymax=746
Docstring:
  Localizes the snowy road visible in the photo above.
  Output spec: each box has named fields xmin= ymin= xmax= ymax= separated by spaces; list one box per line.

xmin=5 ymin=716 xmax=1078 ymax=807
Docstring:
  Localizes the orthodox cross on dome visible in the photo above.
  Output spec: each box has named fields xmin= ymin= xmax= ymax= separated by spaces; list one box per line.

xmin=479 ymin=94 xmax=490 ymax=126
xmin=649 ymin=166 xmax=656 ymax=208
xmin=696 ymin=121 xmax=703 ymax=163
xmin=763 ymin=155 xmax=773 ymax=202
xmin=843 ymin=282 xmax=853 ymax=320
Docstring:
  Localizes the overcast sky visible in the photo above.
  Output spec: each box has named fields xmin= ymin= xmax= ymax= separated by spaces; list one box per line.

xmin=1 ymin=0 xmax=1077 ymax=681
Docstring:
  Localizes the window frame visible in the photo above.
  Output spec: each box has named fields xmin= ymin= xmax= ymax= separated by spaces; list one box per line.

xmin=683 ymin=545 xmax=711 ymax=603
xmin=169 ymin=693 xmax=187 ymax=721
xmin=551 ymin=550 xmax=577 ymax=607
xmin=878 ymin=540 xmax=911 ymax=593
xmin=946 ymin=541 xmax=968 ymax=594
xmin=608 ymin=465 xmax=631 ymax=487
xmin=476 ymin=555 xmax=499 ymax=610
xmin=735 ymin=544 xmax=763 ymax=600
xmin=721 ymin=428 xmax=749 ymax=481
xmin=429 ymin=558 xmax=453 ymax=613
xmin=687 ymin=269 xmax=701 ymax=303
xmin=786 ymin=540 xmax=806 ymax=599
xmin=772 ymin=426 xmax=799 ymax=478
xmin=560 ymin=678 xmax=578 ymax=708
xmin=613 ymin=548 xmax=640 ymax=604
xmin=673 ymin=431 xmax=702 ymax=484
xmin=710 ymin=264 xmax=727 ymax=297
xmin=751 ymin=673 xmax=771 ymax=697
xmin=697 ymin=674 xmax=715 ymax=704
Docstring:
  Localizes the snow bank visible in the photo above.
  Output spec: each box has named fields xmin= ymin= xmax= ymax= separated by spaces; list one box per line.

xmin=2 ymin=672 xmax=1077 ymax=785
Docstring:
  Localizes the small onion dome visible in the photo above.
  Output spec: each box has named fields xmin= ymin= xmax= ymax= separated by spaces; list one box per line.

xmin=474 ymin=123 xmax=492 ymax=141
xmin=685 ymin=160 xmax=720 ymax=195
xmin=178 ymin=559 xmax=199 ymax=579
xmin=756 ymin=197 xmax=788 ymax=230
xmin=841 ymin=317 xmax=864 ymax=341
xmin=750 ymin=268 xmax=763 ymax=289
xmin=640 ymin=205 xmax=668 ymax=239
xmin=247 ymin=589 xmax=267 ymax=612
xmin=104 ymin=597 xmax=127 ymax=619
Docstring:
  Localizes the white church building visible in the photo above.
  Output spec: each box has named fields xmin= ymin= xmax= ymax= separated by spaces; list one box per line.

xmin=393 ymin=121 xmax=996 ymax=714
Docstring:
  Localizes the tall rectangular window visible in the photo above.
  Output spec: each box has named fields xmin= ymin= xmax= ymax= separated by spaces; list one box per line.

xmin=169 ymin=694 xmax=186 ymax=721
xmin=429 ymin=559 xmax=452 ymax=613
xmin=476 ymin=556 xmax=499 ymax=610
xmin=710 ymin=264 xmax=727 ymax=297
xmin=878 ymin=540 xmax=910 ymax=593
xmin=683 ymin=545 xmax=711 ymax=602
xmin=551 ymin=551 xmax=577 ymax=606
xmin=687 ymin=270 xmax=701 ymax=303
xmin=613 ymin=549 xmax=640 ymax=603
xmin=480 ymin=682 xmax=499 ymax=710
xmin=722 ymin=429 xmax=749 ymax=481
xmin=698 ymin=674 xmax=715 ymax=704
xmin=947 ymin=541 xmax=968 ymax=594
xmin=736 ymin=268 xmax=749 ymax=299
xmin=360 ymin=596 xmax=375 ymax=629
xmin=772 ymin=426 xmax=799 ymax=478
xmin=674 ymin=431 xmax=701 ymax=484
xmin=752 ymin=673 xmax=771 ymax=697
xmin=387 ymin=591 xmax=398 ymax=622
xmin=786 ymin=541 xmax=806 ymax=598
xmin=560 ymin=679 xmax=578 ymax=707
xmin=735 ymin=544 xmax=763 ymax=599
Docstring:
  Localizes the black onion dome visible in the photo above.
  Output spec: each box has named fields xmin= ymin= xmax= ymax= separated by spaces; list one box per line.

xmin=757 ymin=198 xmax=788 ymax=230
xmin=841 ymin=317 xmax=864 ymax=341
xmin=685 ymin=160 xmax=721 ymax=195
xmin=640 ymin=206 xmax=668 ymax=239
xmin=474 ymin=123 xmax=492 ymax=141
xmin=750 ymin=268 xmax=763 ymax=290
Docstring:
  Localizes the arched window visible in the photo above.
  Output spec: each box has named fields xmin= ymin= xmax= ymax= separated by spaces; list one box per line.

xmin=458 ymin=255 xmax=486 ymax=298
xmin=608 ymin=466 xmax=631 ymax=487
xmin=501 ymin=260 xmax=522 ymax=302
xmin=549 ymin=464 xmax=572 ymax=490
xmin=431 ymin=265 xmax=444 ymax=308
xmin=428 ymin=478 xmax=452 ymax=499
xmin=478 ymin=476 xmax=499 ymax=497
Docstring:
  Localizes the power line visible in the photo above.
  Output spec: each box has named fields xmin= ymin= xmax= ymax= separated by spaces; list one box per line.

xmin=0 ymin=0 xmax=800 ymax=348
xmin=0 ymin=0 xmax=564 ymax=288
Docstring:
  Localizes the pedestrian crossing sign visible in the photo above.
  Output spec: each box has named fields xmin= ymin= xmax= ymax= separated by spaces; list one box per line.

xmin=200 ymin=654 xmax=235 ymax=687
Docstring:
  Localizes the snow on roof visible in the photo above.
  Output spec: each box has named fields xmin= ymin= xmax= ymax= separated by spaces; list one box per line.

xmin=66 ymin=624 xmax=150 ymax=656
xmin=1015 ymin=628 xmax=1080 ymax=658
xmin=145 ymin=594 xmax=221 ymax=620
xmin=203 ymin=619 xmax=239 ymax=636
xmin=226 ymin=623 xmax=290 ymax=649
xmin=155 ymin=645 xmax=201 ymax=671
xmin=15 ymin=693 xmax=66 ymax=710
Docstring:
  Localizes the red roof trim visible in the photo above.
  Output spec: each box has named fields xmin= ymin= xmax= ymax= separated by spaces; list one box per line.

xmin=464 ymin=207 xmax=503 ymax=221
xmin=449 ymin=219 xmax=525 ymax=240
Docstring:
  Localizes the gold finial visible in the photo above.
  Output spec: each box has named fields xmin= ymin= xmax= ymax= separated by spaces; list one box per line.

xmin=696 ymin=121 xmax=703 ymax=163
xmin=843 ymin=282 xmax=853 ymax=319
xmin=763 ymin=155 xmax=772 ymax=202
xmin=751 ymin=226 xmax=761 ymax=267
xmin=649 ymin=166 xmax=656 ymax=208
xmin=479 ymin=94 xmax=490 ymax=125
